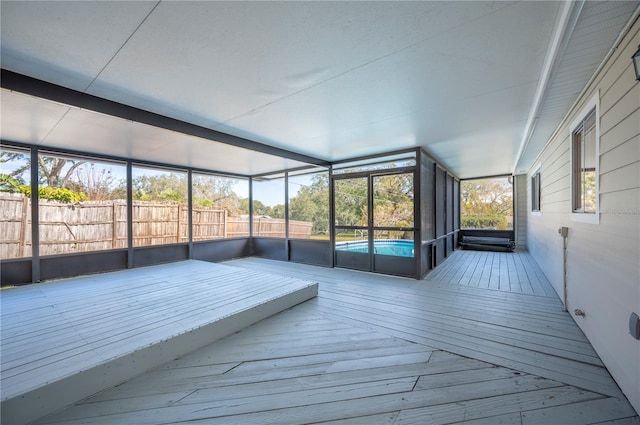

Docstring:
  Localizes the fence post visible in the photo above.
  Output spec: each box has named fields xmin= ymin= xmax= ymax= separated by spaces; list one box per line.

xmin=19 ymin=197 xmax=29 ymax=257
xmin=223 ymin=209 xmax=228 ymax=238
xmin=177 ymin=204 xmax=182 ymax=243
xmin=112 ymin=202 xmax=117 ymax=249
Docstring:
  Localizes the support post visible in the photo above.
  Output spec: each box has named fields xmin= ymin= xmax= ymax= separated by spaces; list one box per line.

xmin=30 ymin=147 xmax=40 ymax=282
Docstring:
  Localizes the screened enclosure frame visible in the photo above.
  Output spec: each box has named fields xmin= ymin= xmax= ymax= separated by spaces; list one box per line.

xmin=0 ymin=141 xmax=262 ymax=284
xmin=458 ymin=174 xmax=516 ymax=247
xmin=2 ymin=141 xmax=462 ymax=284
xmin=1 ymin=71 xmax=462 ymax=284
xmin=331 ymin=163 xmax=419 ymax=277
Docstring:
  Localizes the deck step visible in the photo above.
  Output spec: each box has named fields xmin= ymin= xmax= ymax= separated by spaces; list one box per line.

xmin=0 ymin=260 xmax=318 ymax=425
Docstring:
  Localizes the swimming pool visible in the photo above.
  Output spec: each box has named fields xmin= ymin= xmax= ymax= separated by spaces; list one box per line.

xmin=335 ymin=239 xmax=414 ymax=257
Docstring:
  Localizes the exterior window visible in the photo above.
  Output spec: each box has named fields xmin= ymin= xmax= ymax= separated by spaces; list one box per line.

xmin=531 ymin=170 xmax=541 ymax=212
xmin=572 ymin=109 xmax=597 ymax=213
xmin=570 ymin=92 xmax=599 ymax=223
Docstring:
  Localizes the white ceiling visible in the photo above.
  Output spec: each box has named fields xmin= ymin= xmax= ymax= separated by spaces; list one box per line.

xmin=1 ymin=1 xmax=638 ymax=178
xmin=0 ymin=89 xmax=311 ymax=175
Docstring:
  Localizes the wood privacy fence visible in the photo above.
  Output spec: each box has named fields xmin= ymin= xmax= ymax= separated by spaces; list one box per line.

xmin=0 ymin=195 xmax=312 ymax=259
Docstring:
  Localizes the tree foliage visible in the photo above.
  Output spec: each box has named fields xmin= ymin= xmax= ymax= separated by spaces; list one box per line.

xmin=115 ymin=173 xmax=249 ymax=215
xmin=578 ymin=170 xmax=596 ymax=213
xmin=1 ymin=180 xmax=88 ymax=202
xmin=32 ymin=186 xmax=89 ymax=203
xmin=126 ymin=173 xmax=188 ymax=202
xmin=334 ymin=177 xmax=368 ymax=226
xmin=0 ymin=174 xmax=24 ymax=193
xmin=373 ymin=173 xmax=413 ymax=228
xmin=333 ymin=174 xmax=414 ymax=231
xmin=192 ymin=175 xmax=243 ymax=214
xmin=461 ymin=215 xmax=508 ymax=230
xmin=0 ymin=151 xmax=29 ymax=184
xmin=1 ymin=152 xmax=115 ymax=201
xmin=242 ymin=199 xmax=281 ymax=218
xmin=1 ymin=150 xmax=420 ymax=233
xmin=460 ymin=177 xmax=513 ymax=230
xmin=289 ymin=174 xmax=330 ymax=234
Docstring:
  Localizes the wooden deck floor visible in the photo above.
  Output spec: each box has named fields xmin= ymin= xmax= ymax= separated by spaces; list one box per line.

xmin=426 ymin=250 xmax=557 ymax=296
xmin=31 ymin=251 xmax=639 ymax=424
xmin=1 ymin=260 xmax=317 ymax=424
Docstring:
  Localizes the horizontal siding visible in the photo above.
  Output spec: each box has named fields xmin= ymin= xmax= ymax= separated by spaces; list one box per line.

xmin=601 ymin=187 xmax=640 ymax=212
xmin=515 ymin=174 xmax=527 ymax=249
xmin=601 ymin=109 xmax=640 ymax=153
xmin=600 ymin=160 xmax=640 ymax=193
xmin=526 ymin=18 xmax=640 ymax=415
xmin=600 ymin=134 xmax=639 ymax=173
xmin=601 ymin=86 xmax=640 ymax=141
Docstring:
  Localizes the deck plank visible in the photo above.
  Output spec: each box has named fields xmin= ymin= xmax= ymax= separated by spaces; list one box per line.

xmin=520 ymin=397 xmax=639 ymax=425
xmin=430 ymin=251 xmax=555 ymax=296
xmin=16 ymin=251 xmax=640 ymax=424
xmin=298 ymin=298 xmax=618 ymax=395
xmin=1 ymin=260 xmax=318 ymax=424
xmin=395 ymin=386 xmax=602 ymax=425
xmin=445 ymin=412 xmax=523 ymax=425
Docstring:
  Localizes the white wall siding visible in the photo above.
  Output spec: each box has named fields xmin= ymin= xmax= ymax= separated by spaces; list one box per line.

xmin=514 ymin=174 xmax=527 ymax=249
xmin=527 ymin=19 xmax=640 ymax=414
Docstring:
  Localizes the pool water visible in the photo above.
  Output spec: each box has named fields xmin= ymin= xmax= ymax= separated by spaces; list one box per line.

xmin=335 ymin=240 xmax=414 ymax=257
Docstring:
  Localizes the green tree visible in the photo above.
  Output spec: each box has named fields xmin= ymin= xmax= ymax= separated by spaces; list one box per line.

xmin=1 ymin=152 xmax=121 ymax=202
xmin=373 ymin=173 xmax=413 ymax=229
xmin=289 ymin=174 xmax=330 ymax=234
xmin=1 ymin=152 xmax=93 ymax=202
xmin=271 ymin=204 xmax=285 ymax=219
xmin=461 ymin=177 xmax=513 ymax=230
xmin=580 ymin=170 xmax=596 ymax=213
xmin=192 ymin=175 xmax=244 ymax=214
xmin=128 ymin=173 xmax=187 ymax=202
xmin=0 ymin=150 xmax=29 ymax=185
xmin=0 ymin=174 xmax=23 ymax=193
xmin=248 ymin=199 xmax=272 ymax=216
xmin=334 ymin=178 xmax=368 ymax=226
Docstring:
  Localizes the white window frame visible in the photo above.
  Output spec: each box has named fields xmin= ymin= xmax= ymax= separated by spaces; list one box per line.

xmin=569 ymin=91 xmax=600 ymax=224
xmin=531 ymin=164 xmax=542 ymax=216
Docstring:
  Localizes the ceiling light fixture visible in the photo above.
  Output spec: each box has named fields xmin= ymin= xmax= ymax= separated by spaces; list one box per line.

xmin=633 ymin=44 xmax=640 ymax=81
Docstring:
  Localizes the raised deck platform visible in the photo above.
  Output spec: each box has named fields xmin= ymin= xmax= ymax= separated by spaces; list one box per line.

xmin=0 ymin=260 xmax=318 ymax=424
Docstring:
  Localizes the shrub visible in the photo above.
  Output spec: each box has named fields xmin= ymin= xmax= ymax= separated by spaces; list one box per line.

xmin=0 ymin=174 xmax=22 ymax=193
xmin=19 ymin=185 xmax=88 ymax=203
xmin=461 ymin=214 xmax=508 ymax=230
